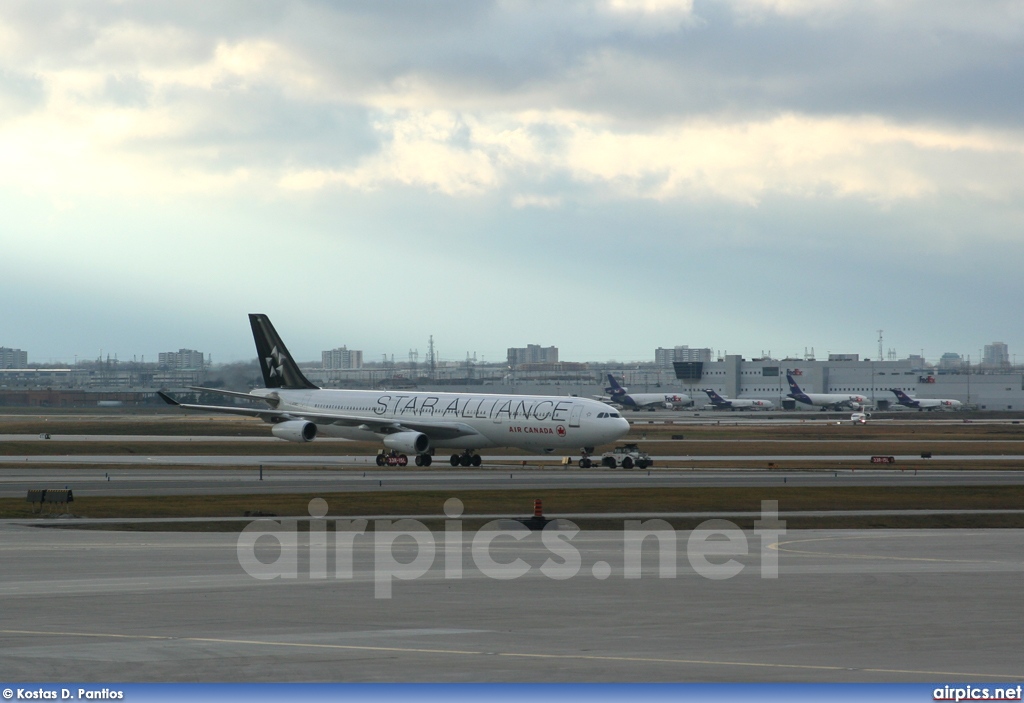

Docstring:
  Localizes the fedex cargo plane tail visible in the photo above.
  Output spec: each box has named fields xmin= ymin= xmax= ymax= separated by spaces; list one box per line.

xmin=786 ymin=373 xmax=811 ymax=403
xmin=705 ymin=389 xmax=727 ymax=404
xmin=605 ymin=374 xmax=627 ymax=397
xmin=891 ymin=389 xmax=915 ymax=405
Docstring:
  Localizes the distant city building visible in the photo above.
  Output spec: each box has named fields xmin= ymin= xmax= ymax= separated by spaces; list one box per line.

xmin=158 ymin=349 xmax=205 ymax=370
xmin=322 ymin=346 xmax=363 ymax=369
xmin=983 ymin=342 xmax=1010 ymax=367
xmin=507 ymin=345 xmax=558 ymax=368
xmin=0 ymin=347 xmax=28 ymax=369
xmin=907 ymin=354 xmax=927 ymax=369
xmin=655 ymin=346 xmax=712 ymax=368
xmin=938 ymin=352 xmax=964 ymax=370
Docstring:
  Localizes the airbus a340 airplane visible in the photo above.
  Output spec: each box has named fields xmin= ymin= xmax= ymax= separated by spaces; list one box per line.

xmin=159 ymin=314 xmax=631 ymax=467
xmin=890 ymin=389 xmax=963 ymax=411
xmin=596 ymin=374 xmax=691 ymax=411
xmin=786 ymin=373 xmax=867 ymax=411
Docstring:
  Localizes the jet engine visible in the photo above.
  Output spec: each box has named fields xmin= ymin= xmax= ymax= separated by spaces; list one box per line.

xmin=271 ymin=420 xmax=317 ymax=442
xmin=383 ymin=431 xmax=430 ymax=454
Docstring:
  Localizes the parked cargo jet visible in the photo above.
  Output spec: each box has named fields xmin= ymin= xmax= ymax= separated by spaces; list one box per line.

xmin=158 ymin=314 xmax=630 ymax=467
xmin=786 ymin=373 xmax=867 ymax=411
xmin=703 ymin=389 xmax=774 ymax=410
xmin=889 ymin=389 xmax=963 ymax=411
xmin=596 ymin=374 xmax=691 ymax=410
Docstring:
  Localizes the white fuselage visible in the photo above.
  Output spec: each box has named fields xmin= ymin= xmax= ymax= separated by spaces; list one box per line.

xmin=713 ymin=398 xmax=774 ymax=410
xmin=792 ymin=393 xmax=867 ymax=409
xmin=901 ymin=398 xmax=963 ymax=410
xmin=254 ymin=388 xmax=630 ymax=451
xmin=613 ymin=392 xmax=690 ymax=410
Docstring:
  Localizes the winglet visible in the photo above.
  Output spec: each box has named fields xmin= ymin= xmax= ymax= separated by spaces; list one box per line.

xmin=157 ymin=391 xmax=180 ymax=406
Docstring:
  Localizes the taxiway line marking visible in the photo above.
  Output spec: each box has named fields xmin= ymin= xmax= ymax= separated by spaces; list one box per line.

xmin=1 ymin=628 xmax=1020 ymax=680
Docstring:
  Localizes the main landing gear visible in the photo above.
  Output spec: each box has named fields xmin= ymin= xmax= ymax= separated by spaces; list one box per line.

xmin=414 ymin=454 xmax=433 ymax=467
xmin=450 ymin=451 xmax=482 ymax=467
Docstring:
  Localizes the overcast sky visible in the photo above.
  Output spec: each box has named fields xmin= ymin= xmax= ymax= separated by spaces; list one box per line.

xmin=2 ymin=1 xmax=1023 ymax=366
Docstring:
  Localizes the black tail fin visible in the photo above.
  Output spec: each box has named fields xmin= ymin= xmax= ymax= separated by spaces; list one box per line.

xmin=248 ymin=314 xmax=318 ymax=389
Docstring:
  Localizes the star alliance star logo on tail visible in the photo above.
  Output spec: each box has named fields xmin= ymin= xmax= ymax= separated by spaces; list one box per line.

xmin=265 ymin=345 xmax=287 ymax=379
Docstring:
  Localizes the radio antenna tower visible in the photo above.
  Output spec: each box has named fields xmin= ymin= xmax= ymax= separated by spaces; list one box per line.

xmin=877 ymin=330 xmax=884 ymax=361
xmin=427 ymin=335 xmax=436 ymax=380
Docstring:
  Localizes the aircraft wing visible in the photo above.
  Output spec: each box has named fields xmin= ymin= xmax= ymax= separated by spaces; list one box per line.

xmin=157 ymin=392 xmax=482 ymax=441
xmin=188 ymin=386 xmax=267 ymax=402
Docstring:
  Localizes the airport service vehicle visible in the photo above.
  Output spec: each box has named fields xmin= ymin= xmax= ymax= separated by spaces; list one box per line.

xmin=889 ymin=389 xmax=963 ymax=411
xmin=596 ymin=374 xmax=691 ymax=411
xmin=376 ymin=450 xmax=409 ymax=467
xmin=786 ymin=373 xmax=867 ymax=411
xmin=850 ymin=411 xmax=870 ymax=424
xmin=159 ymin=314 xmax=630 ymax=468
xmin=598 ymin=443 xmax=653 ymax=469
xmin=703 ymin=389 xmax=774 ymax=410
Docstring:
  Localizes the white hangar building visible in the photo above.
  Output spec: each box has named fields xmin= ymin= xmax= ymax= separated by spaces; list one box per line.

xmin=673 ymin=355 xmax=1024 ymax=411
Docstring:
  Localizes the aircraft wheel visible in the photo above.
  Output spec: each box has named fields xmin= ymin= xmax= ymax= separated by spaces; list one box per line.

xmin=414 ymin=455 xmax=424 ymax=467
xmin=450 ymin=454 xmax=461 ymax=467
xmin=578 ymin=458 xmax=591 ymax=468
xmin=622 ymin=457 xmax=634 ymax=470
xmin=471 ymin=454 xmax=482 ymax=467
xmin=604 ymin=457 xmax=616 ymax=468
xmin=375 ymin=454 xmax=385 ymax=467
xmin=398 ymin=454 xmax=408 ymax=467
xmin=421 ymin=454 xmax=432 ymax=467
xmin=459 ymin=454 xmax=472 ymax=467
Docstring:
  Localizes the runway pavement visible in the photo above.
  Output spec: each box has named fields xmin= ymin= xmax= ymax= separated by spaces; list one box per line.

xmin=2 ymin=467 xmax=1024 ymax=498
xmin=0 ymin=525 xmax=1021 ymax=682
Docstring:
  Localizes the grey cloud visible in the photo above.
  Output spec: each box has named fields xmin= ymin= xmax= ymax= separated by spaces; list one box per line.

xmin=132 ymin=87 xmax=382 ymax=171
xmin=7 ymin=1 xmax=1023 ymax=128
xmin=0 ymin=69 xmax=45 ymax=116
xmin=102 ymin=74 xmax=151 ymax=107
